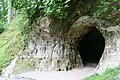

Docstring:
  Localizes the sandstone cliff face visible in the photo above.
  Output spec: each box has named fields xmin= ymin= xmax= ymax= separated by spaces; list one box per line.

xmin=1 ymin=16 xmax=95 ymax=75
xmin=28 ymin=16 xmax=95 ymax=72
xmin=95 ymin=19 xmax=120 ymax=73
xmin=93 ymin=7 xmax=120 ymax=73
xmin=2 ymin=15 xmax=120 ymax=76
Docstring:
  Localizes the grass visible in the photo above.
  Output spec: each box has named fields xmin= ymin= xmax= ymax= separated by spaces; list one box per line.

xmin=0 ymin=14 xmax=31 ymax=74
xmin=84 ymin=67 xmax=120 ymax=80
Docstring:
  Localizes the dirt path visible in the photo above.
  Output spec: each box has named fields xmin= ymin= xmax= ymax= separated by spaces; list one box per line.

xmin=1 ymin=63 xmax=96 ymax=80
xmin=15 ymin=66 xmax=95 ymax=80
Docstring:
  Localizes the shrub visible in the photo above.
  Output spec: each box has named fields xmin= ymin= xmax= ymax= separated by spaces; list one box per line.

xmin=84 ymin=67 xmax=120 ymax=80
xmin=0 ymin=14 xmax=31 ymax=74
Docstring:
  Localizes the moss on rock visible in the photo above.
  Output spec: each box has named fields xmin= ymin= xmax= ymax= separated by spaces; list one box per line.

xmin=12 ymin=57 xmax=37 ymax=74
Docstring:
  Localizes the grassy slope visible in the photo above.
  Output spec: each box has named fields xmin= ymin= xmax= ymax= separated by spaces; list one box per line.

xmin=84 ymin=67 xmax=120 ymax=80
xmin=0 ymin=14 xmax=30 ymax=74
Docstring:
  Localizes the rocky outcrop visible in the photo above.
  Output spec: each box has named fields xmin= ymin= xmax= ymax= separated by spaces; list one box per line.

xmin=95 ymin=19 xmax=120 ymax=73
xmin=2 ymin=14 xmax=120 ymax=76
xmin=3 ymin=16 xmax=95 ymax=75
xmin=1 ymin=0 xmax=120 ymax=78
xmin=92 ymin=7 xmax=120 ymax=73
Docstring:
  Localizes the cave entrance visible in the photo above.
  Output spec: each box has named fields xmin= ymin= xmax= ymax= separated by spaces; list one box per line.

xmin=79 ymin=28 xmax=105 ymax=67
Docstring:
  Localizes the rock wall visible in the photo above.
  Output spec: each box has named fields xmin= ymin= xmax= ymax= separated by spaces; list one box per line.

xmin=3 ymin=16 xmax=95 ymax=75
xmin=24 ymin=16 xmax=95 ymax=72
xmin=93 ymin=7 xmax=120 ymax=73
xmin=95 ymin=19 xmax=120 ymax=73
xmin=3 ymin=15 xmax=120 ymax=76
xmin=27 ymin=17 xmax=72 ymax=71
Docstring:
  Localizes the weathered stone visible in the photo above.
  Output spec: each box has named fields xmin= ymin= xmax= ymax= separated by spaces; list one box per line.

xmin=4 ymin=15 xmax=120 ymax=76
xmin=95 ymin=19 xmax=120 ymax=73
xmin=4 ymin=16 xmax=95 ymax=75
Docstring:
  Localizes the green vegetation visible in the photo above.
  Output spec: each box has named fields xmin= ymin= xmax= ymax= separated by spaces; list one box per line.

xmin=12 ymin=0 xmax=70 ymax=21
xmin=84 ymin=67 xmax=120 ymax=80
xmin=0 ymin=14 xmax=31 ymax=74
xmin=94 ymin=0 xmax=120 ymax=18
xmin=0 ymin=25 xmax=4 ymax=33
xmin=0 ymin=0 xmax=7 ymax=33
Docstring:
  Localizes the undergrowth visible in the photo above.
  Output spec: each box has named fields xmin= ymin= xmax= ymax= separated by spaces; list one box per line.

xmin=84 ymin=67 xmax=120 ymax=80
xmin=0 ymin=14 xmax=31 ymax=74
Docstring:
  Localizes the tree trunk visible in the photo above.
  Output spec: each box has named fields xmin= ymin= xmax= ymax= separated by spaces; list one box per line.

xmin=8 ymin=0 xmax=12 ymax=24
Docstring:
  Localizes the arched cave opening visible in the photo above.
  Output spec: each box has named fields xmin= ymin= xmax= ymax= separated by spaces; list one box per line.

xmin=78 ymin=28 xmax=105 ymax=67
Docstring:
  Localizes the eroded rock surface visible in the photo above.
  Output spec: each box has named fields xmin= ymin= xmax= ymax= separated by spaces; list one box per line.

xmin=2 ymin=16 xmax=95 ymax=75
xmin=95 ymin=19 xmax=120 ymax=73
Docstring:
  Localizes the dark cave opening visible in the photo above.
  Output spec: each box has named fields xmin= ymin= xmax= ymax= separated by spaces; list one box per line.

xmin=78 ymin=28 xmax=105 ymax=67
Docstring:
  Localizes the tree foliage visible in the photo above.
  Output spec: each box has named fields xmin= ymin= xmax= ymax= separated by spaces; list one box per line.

xmin=0 ymin=0 xmax=7 ymax=19
xmin=11 ymin=0 xmax=70 ymax=21
xmin=94 ymin=0 xmax=120 ymax=18
xmin=0 ymin=0 xmax=7 ymax=33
